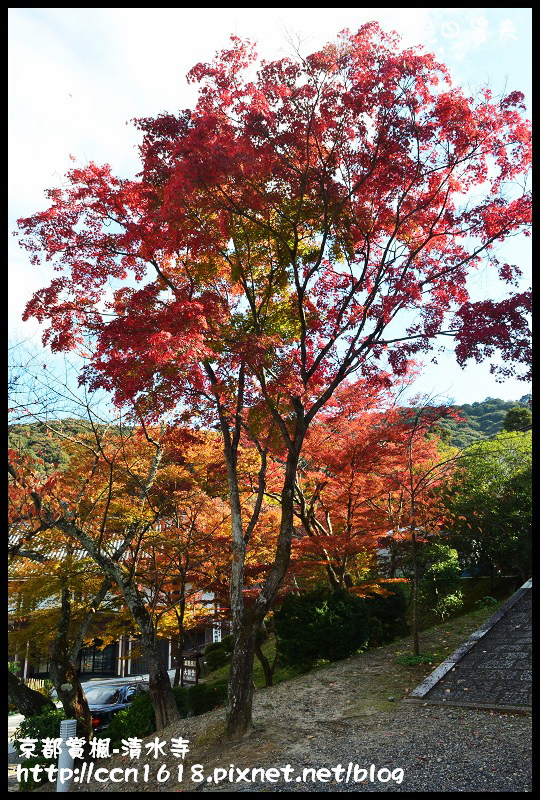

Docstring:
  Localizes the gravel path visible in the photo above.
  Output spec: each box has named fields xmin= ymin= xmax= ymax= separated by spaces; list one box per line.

xmin=15 ymin=611 xmax=532 ymax=793
xmin=33 ymin=673 xmax=531 ymax=792
xmin=193 ymin=705 xmax=532 ymax=792
xmin=12 ymin=702 xmax=532 ymax=793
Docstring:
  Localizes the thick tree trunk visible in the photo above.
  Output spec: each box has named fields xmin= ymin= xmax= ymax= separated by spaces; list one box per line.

xmin=8 ymin=670 xmax=56 ymax=716
xmin=125 ymin=582 xmax=181 ymax=730
xmin=48 ymin=657 xmax=92 ymax=740
xmin=411 ymin=532 xmax=420 ymax=656
xmin=139 ymin=625 xmax=180 ymax=731
xmin=226 ymin=451 xmax=300 ymax=739
xmin=226 ymin=618 xmax=260 ymax=739
xmin=49 ymin=588 xmax=93 ymax=740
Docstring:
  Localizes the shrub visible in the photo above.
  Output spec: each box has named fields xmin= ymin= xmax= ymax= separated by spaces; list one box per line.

xmin=475 ymin=595 xmax=498 ymax=609
xmin=418 ymin=543 xmax=464 ymax=621
xmin=14 ymin=708 xmax=67 ymax=790
xmin=220 ymin=634 xmax=234 ymax=654
xmin=274 ymin=588 xmax=370 ymax=670
xmin=14 ymin=708 xmax=67 ymax=753
xmin=188 ymin=680 xmax=228 ymax=715
xmin=364 ymin=582 xmax=409 ymax=643
xmin=105 ymin=691 xmax=155 ymax=743
xmin=203 ymin=642 xmax=225 ymax=654
xmin=16 ymin=755 xmax=54 ymax=791
xmin=367 ymin=616 xmax=383 ymax=648
xmin=204 ymin=644 xmax=229 ymax=672
xmin=173 ymin=685 xmax=191 ymax=716
xmin=106 ymin=680 xmax=227 ymax=744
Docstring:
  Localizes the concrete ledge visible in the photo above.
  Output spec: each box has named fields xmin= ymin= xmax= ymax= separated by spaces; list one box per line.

xmin=404 ymin=697 xmax=531 ymax=714
xmin=405 ymin=579 xmax=532 ymax=703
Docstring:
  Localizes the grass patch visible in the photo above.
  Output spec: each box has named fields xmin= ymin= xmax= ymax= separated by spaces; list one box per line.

xmin=201 ymin=636 xmax=302 ymax=691
xmin=393 ymin=597 xmax=508 ymax=673
xmin=343 ymin=597 xmax=511 ymax=719
xmin=395 ymin=653 xmax=438 ymax=666
xmin=401 ymin=575 xmax=519 ymax=632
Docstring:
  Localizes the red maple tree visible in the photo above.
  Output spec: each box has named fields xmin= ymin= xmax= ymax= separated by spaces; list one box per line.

xmin=16 ymin=24 xmax=531 ymax=738
xmin=285 ymin=379 xmax=404 ymax=590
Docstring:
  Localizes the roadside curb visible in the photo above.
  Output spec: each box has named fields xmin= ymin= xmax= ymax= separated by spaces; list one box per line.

xmin=404 ymin=579 xmax=531 ymax=706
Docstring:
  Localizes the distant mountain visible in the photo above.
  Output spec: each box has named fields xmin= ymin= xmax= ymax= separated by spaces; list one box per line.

xmin=8 ymin=418 xmax=112 ymax=472
xmin=8 ymin=395 xmax=532 ymax=467
xmin=441 ymin=395 xmax=532 ymax=449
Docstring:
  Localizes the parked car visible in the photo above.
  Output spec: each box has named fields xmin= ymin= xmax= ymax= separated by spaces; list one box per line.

xmin=85 ymin=682 xmax=149 ymax=732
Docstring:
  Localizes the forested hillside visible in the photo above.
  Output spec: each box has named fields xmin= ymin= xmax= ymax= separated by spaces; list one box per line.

xmin=7 ymin=419 xmax=115 ymax=471
xmin=442 ymin=395 xmax=532 ymax=449
xmin=9 ymin=396 xmax=532 ymax=468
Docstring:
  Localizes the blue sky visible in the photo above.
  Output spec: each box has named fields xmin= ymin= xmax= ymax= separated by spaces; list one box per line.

xmin=8 ymin=8 xmax=531 ymax=407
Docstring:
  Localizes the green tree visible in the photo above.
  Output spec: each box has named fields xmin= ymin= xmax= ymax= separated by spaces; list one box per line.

xmin=417 ymin=541 xmax=463 ymax=621
xmin=437 ymin=397 xmax=530 ymax=449
xmin=502 ymin=406 xmax=532 ymax=432
xmin=442 ymin=431 xmax=532 ymax=583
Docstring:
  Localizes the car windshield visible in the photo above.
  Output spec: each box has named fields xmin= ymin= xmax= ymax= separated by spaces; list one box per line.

xmin=85 ymin=686 xmax=123 ymax=705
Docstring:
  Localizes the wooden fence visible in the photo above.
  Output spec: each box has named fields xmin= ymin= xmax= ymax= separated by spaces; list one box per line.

xmin=24 ymin=677 xmax=46 ymax=691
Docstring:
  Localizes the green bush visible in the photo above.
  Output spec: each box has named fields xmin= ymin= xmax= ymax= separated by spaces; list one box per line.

xmin=14 ymin=708 xmax=67 ymax=790
xmin=364 ymin=582 xmax=409 ymax=643
xmin=220 ymin=634 xmax=234 ymax=654
xmin=367 ymin=615 xmax=383 ymax=648
xmin=106 ymin=680 xmax=227 ymax=744
xmin=173 ymin=685 xmax=191 ymax=716
xmin=188 ymin=680 xmax=228 ymax=715
xmin=16 ymin=755 xmax=53 ymax=791
xmin=418 ymin=542 xmax=464 ymax=621
xmin=14 ymin=708 xmax=67 ymax=753
xmin=274 ymin=588 xmax=370 ymax=670
xmin=204 ymin=645 xmax=229 ymax=672
xmin=475 ymin=595 xmax=498 ymax=609
xmin=105 ymin=691 xmax=155 ymax=743
xmin=203 ymin=642 xmax=226 ymax=654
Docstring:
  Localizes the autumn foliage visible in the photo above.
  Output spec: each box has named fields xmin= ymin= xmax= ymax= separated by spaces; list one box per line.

xmin=18 ymin=25 xmax=531 ymax=408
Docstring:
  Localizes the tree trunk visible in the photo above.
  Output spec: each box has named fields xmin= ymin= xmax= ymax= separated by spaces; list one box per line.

xmin=48 ymin=657 xmax=92 ymax=740
xmin=172 ymin=594 xmax=186 ymax=687
xmin=226 ymin=450 xmax=300 ymax=739
xmin=254 ymin=628 xmax=278 ymax=688
xmin=62 ymin=522 xmax=180 ymax=731
xmin=226 ymin=618 xmax=260 ymax=740
xmin=139 ymin=626 xmax=180 ymax=731
xmin=411 ymin=532 xmax=420 ymax=656
xmin=125 ymin=582 xmax=181 ymax=730
xmin=8 ymin=670 xmax=56 ymax=716
xmin=49 ymin=588 xmax=93 ymax=740
xmin=173 ymin=631 xmax=184 ymax=688
xmin=254 ymin=642 xmax=273 ymax=687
